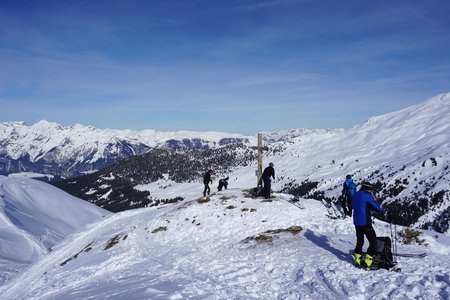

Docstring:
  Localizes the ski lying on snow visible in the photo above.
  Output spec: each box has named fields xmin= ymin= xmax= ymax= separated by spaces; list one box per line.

xmin=325 ymin=214 xmax=341 ymax=220
xmin=279 ymin=195 xmax=305 ymax=209
xmin=371 ymin=267 xmax=402 ymax=273
xmin=358 ymin=265 xmax=401 ymax=272
xmin=322 ymin=199 xmax=344 ymax=219
xmin=390 ymin=267 xmax=402 ymax=272
xmin=394 ymin=252 xmax=427 ymax=258
xmin=290 ymin=201 xmax=305 ymax=209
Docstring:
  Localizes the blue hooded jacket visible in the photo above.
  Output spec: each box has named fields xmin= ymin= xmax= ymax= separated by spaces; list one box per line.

xmin=352 ymin=189 xmax=382 ymax=226
xmin=346 ymin=179 xmax=356 ymax=194
xmin=343 ymin=178 xmax=356 ymax=200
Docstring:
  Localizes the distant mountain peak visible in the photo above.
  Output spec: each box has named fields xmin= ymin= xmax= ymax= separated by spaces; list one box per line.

xmin=0 ymin=121 xmax=254 ymax=178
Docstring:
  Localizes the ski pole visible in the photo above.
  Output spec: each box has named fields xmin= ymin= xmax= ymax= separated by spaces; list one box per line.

xmin=394 ymin=222 xmax=398 ymax=263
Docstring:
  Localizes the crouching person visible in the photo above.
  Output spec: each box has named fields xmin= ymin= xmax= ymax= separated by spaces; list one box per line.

xmin=353 ymin=182 xmax=382 ymax=268
xmin=217 ymin=176 xmax=229 ymax=191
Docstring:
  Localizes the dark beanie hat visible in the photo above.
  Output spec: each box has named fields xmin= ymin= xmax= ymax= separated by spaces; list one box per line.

xmin=346 ymin=174 xmax=352 ymax=179
xmin=361 ymin=181 xmax=373 ymax=190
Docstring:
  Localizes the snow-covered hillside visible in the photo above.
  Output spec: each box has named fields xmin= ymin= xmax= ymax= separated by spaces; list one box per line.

xmin=0 ymin=176 xmax=110 ymax=285
xmin=274 ymin=92 xmax=450 ymax=186
xmin=0 ymin=120 xmax=253 ymax=178
xmin=58 ymin=93 xmax=450 ymax=232
xmin=231 ymin=93 xmax=450 ymax=232
xmin=1 ymin=189 xmax=449 ymax=299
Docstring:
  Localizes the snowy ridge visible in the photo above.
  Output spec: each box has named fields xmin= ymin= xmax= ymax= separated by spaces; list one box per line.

xmin=262 ymin=128 xmax=343 ymax=143
xmin=1 ymin=189 xmax=449 ymax=299
xmin=0 ymin=176 xmax=110 ymax=284
xmin=0 ymin=120 xmax=251 ymax=161
xmin=0 ymin=120 xmax=253 ymax=178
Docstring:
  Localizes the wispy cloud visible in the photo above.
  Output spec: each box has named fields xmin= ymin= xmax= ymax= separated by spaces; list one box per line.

xmin=0 ymin=0 xmax=449 ymax=133
xmin=229 ymin=0 xmax=305 ymax=14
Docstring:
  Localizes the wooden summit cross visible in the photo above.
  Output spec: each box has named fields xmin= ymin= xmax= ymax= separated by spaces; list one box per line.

xmin=251 ymin=133 xmax=269 ymax=186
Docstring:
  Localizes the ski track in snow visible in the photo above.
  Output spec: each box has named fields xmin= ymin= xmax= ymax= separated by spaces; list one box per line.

xmin=1 ymin=189 xmax=449 ymax=299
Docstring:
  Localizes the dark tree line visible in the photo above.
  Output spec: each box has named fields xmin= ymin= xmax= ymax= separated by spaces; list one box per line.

xmin=54 ymin=144 xmax=256 ymax=212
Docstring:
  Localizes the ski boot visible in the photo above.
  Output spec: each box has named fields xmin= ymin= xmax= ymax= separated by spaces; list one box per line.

xmin=354 ymin=253 xmax=366 ymax=268
xmin=365 ymin=254 xmax=378 ymax=270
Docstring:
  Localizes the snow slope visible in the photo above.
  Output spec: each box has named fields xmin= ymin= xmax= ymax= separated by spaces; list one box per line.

xmin=0 ymin=176 xmax=110 ymax=285
xmin=224 ymin=93 xmax=450 ymax=231
xmin=1 ymin=189 xmax=449 ymax=299
xmin=233 ymin=93 xmax=450 ymax=186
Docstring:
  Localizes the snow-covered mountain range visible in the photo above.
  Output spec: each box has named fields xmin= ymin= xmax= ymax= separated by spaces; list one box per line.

xmin=0 ymin=121 xmax=252 ymax=179
xmin=0 ymin=176 xmax=109 ymax=285
xmin=55 ymin=93 xmax=450 ymax=233
xmin=1 ymin=188 xmax=449 ymax=299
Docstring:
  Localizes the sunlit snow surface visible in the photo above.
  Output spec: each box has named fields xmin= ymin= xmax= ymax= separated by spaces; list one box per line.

xmin=0 ymin=176 xmax=109 ymax=285
xmin=1 ymin=187 xmax=449 ymax=299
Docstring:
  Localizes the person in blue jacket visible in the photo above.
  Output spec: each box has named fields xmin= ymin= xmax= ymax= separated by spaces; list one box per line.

xmin=341 ymin=174 xmax=357 ymax=216
xmin=352 ymin=181 xmax=382 ymax=268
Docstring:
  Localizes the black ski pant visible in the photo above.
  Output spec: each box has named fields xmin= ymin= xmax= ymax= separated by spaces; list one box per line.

xmin=354 ymin=224 xmax=377 ymax=256
xmin=347 ymin=196 xmax=353 ymax=216
xmin=262 ymin=176 xmax=271 ymax=199
xmin=342 ymin=199 xmax=349 ymax=216
xmin=343 ymin=196 xmax=353 ymax=217
xmin=203 ymin=183 xmax=210 ymax=196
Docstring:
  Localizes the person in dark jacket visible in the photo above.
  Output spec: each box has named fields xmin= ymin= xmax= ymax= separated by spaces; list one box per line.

xmin=341 ymin=174 xmax=357 ymax=216
xmin=352 ymin=181 xmax=382 ymax=268
xmin=261 ymin=162 xmax=275 ymax=199
xmin=203 ymin=170 xmax=213 ymax=196
xmin=217 ymin=176 xmax=229 ymax=191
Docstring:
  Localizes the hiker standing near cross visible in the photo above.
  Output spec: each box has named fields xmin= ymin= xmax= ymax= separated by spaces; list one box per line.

xmin=254 ymin=133 xmax=273 ymax=198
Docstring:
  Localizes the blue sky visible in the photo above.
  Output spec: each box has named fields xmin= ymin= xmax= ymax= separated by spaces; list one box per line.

xmin=1 ymin=0 xmax=449 ymax=134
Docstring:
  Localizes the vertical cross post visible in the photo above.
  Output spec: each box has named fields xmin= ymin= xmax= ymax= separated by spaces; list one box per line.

xmin=257 ymin=132 xmax=263 ymax=185
xmin=252 ymin=133 xmax=268 ymax=188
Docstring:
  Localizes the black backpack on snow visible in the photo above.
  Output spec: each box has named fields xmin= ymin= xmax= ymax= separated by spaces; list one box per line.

xmin=374 ymin=236 xmax=396 ymax=269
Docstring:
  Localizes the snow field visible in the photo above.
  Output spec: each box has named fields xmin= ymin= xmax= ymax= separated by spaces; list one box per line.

xmin=0 ymin=176 xmax=110 ymax=286
xmin=2 ymin=188 xmax=449 ymax=299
